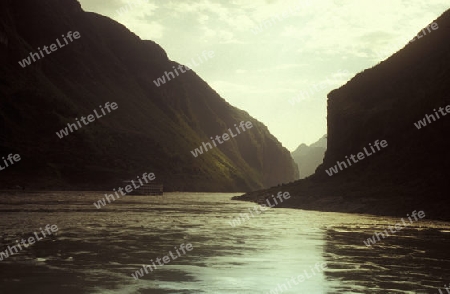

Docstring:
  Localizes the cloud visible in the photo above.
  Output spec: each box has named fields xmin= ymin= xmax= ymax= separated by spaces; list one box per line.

xmin=77 ymin=0 xmax=450 ymax=149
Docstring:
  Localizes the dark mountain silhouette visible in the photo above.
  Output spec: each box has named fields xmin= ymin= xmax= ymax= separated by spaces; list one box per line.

xmin=291 ymin=135 xmax=327 ymax=179
xmin=0 ymin=0 xmax=298 ymax=191
xmin=235 ymin=10 xmax=450 ymax=220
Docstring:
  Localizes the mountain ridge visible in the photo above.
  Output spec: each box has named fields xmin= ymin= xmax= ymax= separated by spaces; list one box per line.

xmin=0 ymin=0 xmax=299 ymax=191
xmin=234 ymin=9 xmax=450 ymax=221
xmin=291 ymin=135 xmax=327 ymax=179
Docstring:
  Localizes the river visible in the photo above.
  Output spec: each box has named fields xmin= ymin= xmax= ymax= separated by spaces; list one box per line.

xmin=0 ymin=191 xmax=449 ymax=293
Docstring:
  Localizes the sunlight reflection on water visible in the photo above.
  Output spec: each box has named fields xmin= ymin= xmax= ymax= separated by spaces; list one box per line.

xmin=0 ymin=191 xmax=449 ymax=293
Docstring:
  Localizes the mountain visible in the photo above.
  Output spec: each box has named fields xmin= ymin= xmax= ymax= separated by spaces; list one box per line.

xmin=235 ymin=10 xmax=450 ymax=220
xmin=291 ymin=135 xmax=327 ymax=179
xmin=0 ymin=0 xmax=298 ymax=191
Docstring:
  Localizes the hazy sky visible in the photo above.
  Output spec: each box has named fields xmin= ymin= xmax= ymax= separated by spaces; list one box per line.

xmin=78 ymin=0 xmax=448 ymax=151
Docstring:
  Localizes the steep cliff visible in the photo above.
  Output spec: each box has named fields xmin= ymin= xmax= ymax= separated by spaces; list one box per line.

xmin=0 ymin=0 xmax=298 ymax=191
xmin=235 ymin=10 xmax=450 ymax=220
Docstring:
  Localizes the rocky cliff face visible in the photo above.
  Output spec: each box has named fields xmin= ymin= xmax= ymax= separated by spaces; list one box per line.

xmin=0 ymin=0 xmax=298 ymax=191
xmin=319 ymin=10 xmax=450 ymax=188
xmin=236 ymin=10 xmax=450 ymax=220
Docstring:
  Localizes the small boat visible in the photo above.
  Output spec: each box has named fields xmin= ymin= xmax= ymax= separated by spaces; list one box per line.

xmin=122 ymin=181 xmax=163 ymax=196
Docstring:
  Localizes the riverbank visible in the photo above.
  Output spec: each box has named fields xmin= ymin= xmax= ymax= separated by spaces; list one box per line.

xmin=232 ymin=177 xmax=450 ymax=222
xmin=0 ymin=191 xmax=449 ymax=293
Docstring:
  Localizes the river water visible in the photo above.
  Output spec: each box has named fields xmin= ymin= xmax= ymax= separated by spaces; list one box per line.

xmin=0 ymin=191 xmax=449 ymax=293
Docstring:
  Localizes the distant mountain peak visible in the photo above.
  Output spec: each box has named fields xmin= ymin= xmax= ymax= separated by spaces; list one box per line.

xmin=291 ymin=135 xmax=327 ymax=179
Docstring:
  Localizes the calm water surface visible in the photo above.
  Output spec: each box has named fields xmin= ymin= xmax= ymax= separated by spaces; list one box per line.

xmin=0 ymin=192 xmax=449 ymax=293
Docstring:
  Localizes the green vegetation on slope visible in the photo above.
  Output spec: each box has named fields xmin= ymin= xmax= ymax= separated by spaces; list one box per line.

xmin=0 ymin=0 xmax=298 ymax=191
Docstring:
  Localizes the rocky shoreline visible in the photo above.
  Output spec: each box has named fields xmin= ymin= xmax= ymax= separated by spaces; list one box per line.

xmin=233 ymin=178 xmax=450 ymax=222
